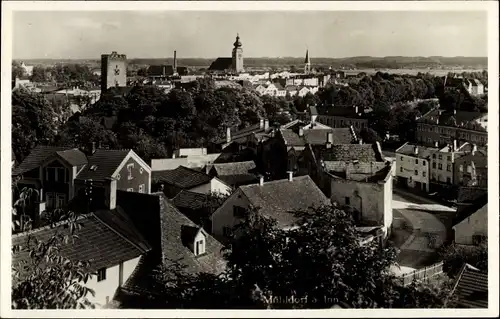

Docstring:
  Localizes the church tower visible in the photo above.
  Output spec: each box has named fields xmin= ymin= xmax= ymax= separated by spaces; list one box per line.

xmin=231 ymin=33 xmax=244 ymax=73
xmin=304 ymin=49 xmax=311 ymax=74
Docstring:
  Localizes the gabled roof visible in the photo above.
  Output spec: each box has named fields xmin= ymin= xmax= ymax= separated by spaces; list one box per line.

xmin=12 ymin=210 xmax=151 ymax=281
xmin=440 ymin=111 xmax=487 ymax=128
xmin=76 ymin=149 xmax=131 ymax=181
xmin=172 ymin=190 xmax=209 ymax=211
xmin=450 ymin=264 xmax=488 ymax=308
xmin=152 ymin=166 xmax=212 ymax=189
xmin=317 ymin=143 xmax=384 ymax=162
xmin=210 ymin=160 xmax=257 ymax=176
xmin=453 ymin=193 xmax=488 ymax=226
xmin=280 ymin=128 xmax=355 ymax=147
xmin=239 ymin=175 xmax=331 ymax=228
xmin=160 ymin=197 xmax=226 ymax=274
xmin=208 ymin=57 xmax=233 ymax=71
xmin=13 ymin=145 xmax=86 ymax=176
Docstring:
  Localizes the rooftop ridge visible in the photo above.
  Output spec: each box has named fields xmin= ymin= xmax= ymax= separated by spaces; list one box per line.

xmin=12 ymin=212 xmax=93 ymax=240
xmin=241 ymin=175 xmax=310 ymax=188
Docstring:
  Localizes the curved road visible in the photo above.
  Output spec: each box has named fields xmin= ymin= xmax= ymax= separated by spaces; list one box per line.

xmin=391 ymin=189 xmax=456 ymax=275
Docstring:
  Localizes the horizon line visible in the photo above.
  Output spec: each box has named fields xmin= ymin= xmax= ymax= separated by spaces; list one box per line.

xmin=14 ymin=55 xmax=489 ymax=61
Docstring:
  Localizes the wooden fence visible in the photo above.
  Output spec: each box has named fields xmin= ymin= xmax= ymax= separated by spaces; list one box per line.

xmin=398 ymin=261 xmax=444 ymax=286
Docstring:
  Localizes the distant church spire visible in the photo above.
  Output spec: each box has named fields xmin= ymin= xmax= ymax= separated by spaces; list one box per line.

xmin=304 ymin=49 xmax=311 ymax=74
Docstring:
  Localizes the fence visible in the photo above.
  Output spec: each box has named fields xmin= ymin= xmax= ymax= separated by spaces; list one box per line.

xmin=398 ymin=261 xmax=444 ymax=286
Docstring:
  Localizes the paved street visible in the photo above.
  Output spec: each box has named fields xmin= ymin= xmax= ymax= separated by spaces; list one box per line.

xmin=391 ymin=189 xmax=456 ymax=275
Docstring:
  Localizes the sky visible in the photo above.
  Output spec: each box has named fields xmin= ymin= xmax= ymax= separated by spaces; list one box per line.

xmin=13 ymin=10 xmax=487 ymax=59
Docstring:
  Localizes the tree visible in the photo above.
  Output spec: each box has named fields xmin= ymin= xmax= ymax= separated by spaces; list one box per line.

xmin=12 ymin=61 xmax=25 ymax=80
xmin=440 ymin=242 xmax=488 ymax=278
xmin=147 ymin=205 xmax=454 ymax=309
xmin=11 ymin=186 xmax=95 ymax=310
xmin=359 ymin=127 xmax=382 ymax=143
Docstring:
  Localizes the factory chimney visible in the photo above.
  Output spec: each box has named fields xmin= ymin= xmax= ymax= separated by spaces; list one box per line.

xmin=173 ymin=50 xmax=177 ymax=71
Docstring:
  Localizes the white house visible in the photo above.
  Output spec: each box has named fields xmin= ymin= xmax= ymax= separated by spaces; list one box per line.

xmin=395 ymin=143 xmax=437 ymax=192
xmin=297 ymin=87 xmax=311 ymax=97
xmin=464 ymin=79 xmax=485 ymax=96
xmin=429 ymin=141 xmax=469 ymax=185
xmin=12 ymin=209 xmax=151 ymax=308
xmin=453 ymin=196 xmax=487 ymax=246
xmin=211 ymin=174 xmax=331 ymax=243
xmin=20 ymin=62 xmax=34 ymax=76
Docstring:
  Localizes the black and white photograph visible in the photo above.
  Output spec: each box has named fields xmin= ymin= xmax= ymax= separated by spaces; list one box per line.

xmin=1 ymin=1 xmax=498 ymax=316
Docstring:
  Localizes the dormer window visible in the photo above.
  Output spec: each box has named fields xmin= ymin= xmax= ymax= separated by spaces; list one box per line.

xmin=127 ymin=163 xmax=134 ymax=180
xmin=195 ymin=238 xmax=205 ymax=256
xmin=181 ymin=226 xmax=207 ymax=257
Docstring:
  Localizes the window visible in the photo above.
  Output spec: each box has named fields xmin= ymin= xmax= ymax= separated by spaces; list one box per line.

xmin=446 ymin=177 xmax=451 ymax=184
xmin=46 ymin=167 xmax=56 ymax=182
xmin=400 ymin=167 xmax=403 ymax=173
xmin=223 ymin=226 xmax=233 ymax=238
xmin=447 ymin=156 xmax=452 ymax=161
xmin=56 ymin=194 xmax=65 ymax=209
xmin=447 ymin=164 xmax=451 ymax=172
xmin=116 ymin=174 xmax=121 ymax=180
xmin=127 ymin=163 xmax=134 ymax=180
xmin=414 ymin=170 xmax=418 ymax=176
xmin=438 ymin=163 xmax=443 ymax=170
xmin=195 ymin=239 xmax=205 ymax=256
xmin=97 ymin=268 xmax=107 ymax=282
xmin=415 ymin=159 xmax=418 ymax=165
xmin=56 ymin=168 xmax=66 ymax=182
xmin=46 ymin=193 xmax=54 ymax=209
xmin=345 ymin=197 xmax=350 ymax=205
xmin=472 ymin=235 xmax=486 ymax=246
xmin=400 ymin=156 xmax=403 ymax=161
xmin=459 ymin=164 xmax=463 ymax=172
xmin=127 ymin=188 xmax=134 ymax=192
xmin=233 ymin=206 xmax=246 ymax=218
xmin=432 ymin=162 xmax=436 ymax=169
xmin=423 ymin=161 xmax=426 ymax=166
xmin=438 ymin=154 xmax=442 ymax=160
xmin=139 ymin=167 xmax=144 ymax=174
xmin=138 ymin=184 xmax=145 ymax=193
xmin=423 ymin=171 xmax=426 ymax=177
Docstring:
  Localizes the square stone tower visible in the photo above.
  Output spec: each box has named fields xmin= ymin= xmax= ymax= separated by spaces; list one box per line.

xmin=101 ymin=51 xmax=127 ymax=92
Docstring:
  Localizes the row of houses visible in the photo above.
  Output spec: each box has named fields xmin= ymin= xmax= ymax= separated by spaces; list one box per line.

xmin=395 ymin=141 xmax=487 ymax=193
xmin=253 ymin=82 xmax=319 ymax=97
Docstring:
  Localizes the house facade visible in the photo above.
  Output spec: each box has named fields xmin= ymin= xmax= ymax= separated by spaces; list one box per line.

xmin=453 ymin=147 xmax=487 ymax=188
xmin=395 ymin=143 xmax=436 ymax=192
xmin=416 ymin=108 xmax=488 ymax=147
xmin=326 ymin=161 xmax=395 ymax=236
xmin=453 ymin=201 xmax=487 ymax=246
xmin=429 ymin=142 xmax=469 ymax=186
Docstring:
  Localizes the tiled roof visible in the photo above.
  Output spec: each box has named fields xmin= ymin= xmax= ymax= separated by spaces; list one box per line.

xmin=208 ymin=57 xmax=233 ymax=71
xmin=318 ymin=143 xmax=384 ymax=162
xmin=76 ymin=149 xmax=130 ymax=181
xmin=152 ymin=166 xmax=212 ymax=189
xmin=12 ymin=210 xmax=150 ymax=281
xmin=218 ymin=174 xmax=260 ymax=187
xmin=451 ymin=264 xmax=488 ymax=308
xmin=396 ymin=143 xmax=438 ymax=159
xmin=210 ymin=161 xmax=257 ymax=176
xmin=240 ymin=175 xmax=331 ymax=228
xmin=457 ymin=186 xmax=488 ymax=204
xmin=159 ymin=197 xmax=226 ymax=274
xmin=280 ymin=128 xmax=355 ymax=147
xmin=172 ymin=190 xmax=209 ymax=211
xmin=440 ymin=111 xmax=486 ymax=127
xmin=454 ymin=193 xmax=488 ymax=226
xmin=13 ymin=145 xmax=86 ymax=176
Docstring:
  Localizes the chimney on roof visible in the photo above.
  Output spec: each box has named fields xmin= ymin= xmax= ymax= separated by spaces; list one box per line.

xmin=414 ymin=146 xmax=419 ymax=156
xmin=298 ymin=127 xmax=304 ymax=137
xmin=472 ymin=144 xmax=477 ymax=156
xmin=434 ymin=141 xmax=439 ymax=148
xmin=358 ymin=138 xmax=363 ymax=145
xmin=105 ymin=178 xmax=117 ymax=210
xmin=453 ymin=109 xmax=457 ymax=115
xmin=287 ymin=171 xmax=293 ymax=182
xmin=260 ymin=118 xmax=264 ymax=129
xmin=375 ymin=141 xmax=383 ymax=158
xmin=259 ymin=175 xmax=264 ymax=186
xmin=264 ymin=119 xmax=269 ymax=130
xmin=226 ymin=127 xmax=231 ymax=143
xmin=355 ymin=105 xmax=359 ymax=114
xmin=453 ymin=139 xmax=457 ymax=152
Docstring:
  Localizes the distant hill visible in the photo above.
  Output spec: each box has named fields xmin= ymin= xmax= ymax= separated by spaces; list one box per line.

xmin=16 ymin=56 xmax=487 ymax=70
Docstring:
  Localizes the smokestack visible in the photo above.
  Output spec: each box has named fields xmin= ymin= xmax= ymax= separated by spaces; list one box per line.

xmin=287 ymin=171 xmax=293 ymax=182
xmin=173 ymin=50 xmax=177 ymax=70
xmin=226 ymin=127 xmax=231 ymax=143
xmin=259 ymin=175 xmax=264 ymax=186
